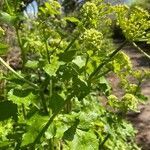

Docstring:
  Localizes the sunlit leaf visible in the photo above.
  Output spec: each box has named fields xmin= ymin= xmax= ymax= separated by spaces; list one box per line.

xmin=8 ymin=89 xmax=37 ymax=107
xmin=21 ymin=114 xmax=49 ymax=147
xmin=0 ymin=43 xmax=8 ymax=55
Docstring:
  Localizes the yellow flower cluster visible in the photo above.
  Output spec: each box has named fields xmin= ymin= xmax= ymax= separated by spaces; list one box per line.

xmin=81 ymin=28 xmax=103 ymax=50
xmin=121 ymin=93 xmax=138 ymax=111
xmin=112 ymin=52 xmax=132 ymax=74
xmin=108 ymin=93 xmax=138 ymax=112
xmin=81 ymin=2 xmax=99 ymax=27
xmin=114 ymin=5 xmax=150 ymax=41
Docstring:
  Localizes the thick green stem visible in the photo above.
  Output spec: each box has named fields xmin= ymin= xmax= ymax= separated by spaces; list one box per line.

xmin=88 ymin=40 xmax=128 ymax=81
xmin=64 ymin=33 xmax=80 ymax=52
xmin=96 ymin=69 xmax=111 ymax=79
xmin=84 ymin=54 xmax=89 ymax=78
xmin=31 ymin=94 xmax=74 ymax=148
xmin=49 ymin=79 xmax=53 ymax=110
xmin=99 ymin=134 xmax=110 ymax=149
xmin=43 ymin=29 xmax=50 ymax=64
xmin=40 ymin=90 xmax=49 ymax=115
xmin=22 ymin=104 xmax=26 ymax=119
xmin=46 ymin=40 xmax=50 ymax=63
xmin=0 ymin=57 xmax=38 ymax=89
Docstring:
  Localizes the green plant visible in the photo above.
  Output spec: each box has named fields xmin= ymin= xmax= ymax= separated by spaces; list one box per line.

xmin=0 ymin=0 xmax=150 ymax=149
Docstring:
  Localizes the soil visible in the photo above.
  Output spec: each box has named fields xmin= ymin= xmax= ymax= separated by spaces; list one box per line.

xmin=111 ymin=42 xmax=150 ymax=150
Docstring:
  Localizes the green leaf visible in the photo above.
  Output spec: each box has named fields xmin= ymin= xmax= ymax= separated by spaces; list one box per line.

xmin=55 ymin=121 xmax=70 ymax=139
xmin=57 ymin=63 xmax=79 ymax=81
xmin=64 ymin=17 xmax=80 ymax=25
xmin=45 ymin=123 xmax=56 ymax=139
xmin=67 ymin=130 xmax=99 ymax=150
xmin=43 ymin=57 xmax=64 ymax=77
xmin=0 ymin=43 xmax=8 ymax=55
xmin=25 ymin=60 xmax=38 ymax=69
xmin=0 ymin=27 xmax=4 ymax=36
xmin=40 ymin=1 xmax=61 ymax=15
xmin=8 ymin=89 xmax=37 ymax=107
xmin=63 ymin=119 xmax=79 ymax=141
xmin=72 ymin=77 xmax=90 ymax=99
xmin=0 ymin=11 xmax=17 ymax=26
xmin=0 ymin=101 xmax=17 ymax=121
xmin=98 ymin=76 xmax=111 ymax=95
xmin=21 ymin=114 xmax=49 ymax=147
xmin=136 ymin=93 xmax=148 ymax=102
xmin=78 ymin=111 xmax=98 ymax=130
xmin=59 ymin=50 xmax=76 ymax=62
xmin=0 ymin=141 xmax=11 ymax=149
xmin=49 ymin=94 xmax=64 ymax=113
xmin=72 ymin=56 xmax=85 ymax=69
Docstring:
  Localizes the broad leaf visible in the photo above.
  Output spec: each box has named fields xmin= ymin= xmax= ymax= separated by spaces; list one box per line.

xmin=8 ymin=89 xmax=37 ymax=107
xmin=72 ymin=77 xmax=90 ymax=100
xmin=43 ymin=57 xmax=64 ymax=77
xmin=21 ymin=114 xmax=49 ymax=147
xmin=72 ymin=56 xmax=85 ymax=69
xmin=67 ymin=130 xmax=99 ymax=150
xmin=98 ymin=76 xmax=111 ymax=95
xmin=0 ymin=101 xmax=17 ymax=121
xmin=59 ymin=50 xmax=76 ymax=62
xmin=49 ymin=94 xmax=64 ymax=113
xmin=0 ymin=141 xmax=11 ymax=149
xmin=25 ymin=60 xmax=38 ymax=69
xmin=63 ymin=119 xmax=79 ymax=141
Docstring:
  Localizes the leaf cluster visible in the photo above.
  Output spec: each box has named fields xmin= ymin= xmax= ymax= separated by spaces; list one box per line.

xmin=0 ymin=0 xmax=149 ymax=149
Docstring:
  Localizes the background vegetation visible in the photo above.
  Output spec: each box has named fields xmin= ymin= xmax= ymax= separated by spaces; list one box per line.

xmin=0 ymin=0 xmax=150 ymax=149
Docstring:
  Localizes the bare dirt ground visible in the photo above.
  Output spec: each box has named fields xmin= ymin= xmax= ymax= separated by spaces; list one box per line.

xmin=116 ymin=43 xmax=150 ymax=150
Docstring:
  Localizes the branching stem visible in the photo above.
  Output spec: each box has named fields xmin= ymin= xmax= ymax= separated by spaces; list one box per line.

xmin=0 ymin=57 xmax=38 ymax=89
xmin=88 ymin=40 xmax=128 ymax=81
xmin=64 ymin=33 xmax=80 ymax=52
xmin=99 ymin=134 xmax=110 ymax=149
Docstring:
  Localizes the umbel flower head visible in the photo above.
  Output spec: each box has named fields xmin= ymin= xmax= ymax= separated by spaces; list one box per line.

xmin=81 ymin=28 xmax=103 ymax=50
xmin=81 ymin=2 xmax=99 ymax=27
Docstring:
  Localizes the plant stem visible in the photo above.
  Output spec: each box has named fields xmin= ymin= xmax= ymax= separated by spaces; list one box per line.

xmin=64 ymin=33 xmax=80 ymax=52
xmin=14 ymin=0 xmax=17 ymax=12
xmin=132 ymin=42 xmax=150 ymax=59
xmin=40 ymin=90 xmax=49 ymax=115
xmin=84 ymin=53 xmax=89 ymax=78
xmin=16 ymin=27 xmax=26 ymax=67
xmin=96 ymin=69 xmax=111 ymax=79
xmin=22 ymin=104 xmax=26 ymax=119
xmin=43 ymin=29 xmax=50 ymax=64
xmin=4 ymin=0 xmax=12 ymax=14
xmin=0 ymin=57 xmax=38 ymax=89
xmin=99 ymin=134 xmax=110 ymax=149
xmin=31 ymin=93 xmax=74 ymax=147
xmin=49 ymin=79 xmax=53 ymax=111
xmin=88 ymin=40 xmax=128 ymax=81
xmin=134 ymin=74 xmax=145 ymax=95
